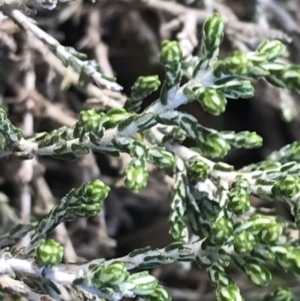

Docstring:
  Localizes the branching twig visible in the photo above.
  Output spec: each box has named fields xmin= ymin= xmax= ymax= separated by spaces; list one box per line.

xmin=28 ymin=33 xmax=125 ymax=109
xmin=4 ymin=9 xmax=123 ymax=92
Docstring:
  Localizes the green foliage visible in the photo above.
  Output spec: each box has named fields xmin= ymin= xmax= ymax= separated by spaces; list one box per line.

xmin=186 ymin=156 xmax=210 ymax=181
xmin=211 ymin=217 xmax=233 ymax=244
xmin=92 ymin=262 xmax=130 ymax=287
xmin=272 ymin=175 xmax=300 ymax=198
xmin=264 ymin=287 xmax=295 ymax=301
xmin=196 ymin=88 xmax=227 ymax=116
xmin=169 ymin=162 xmax=188 ymax=240
xmin=3 ymin=12 xmax=300 ymax=301
xmin=216 ymin=281 xmax=243 ymax=301
xmin=216 ymin=80 xmax=254 ymax=99
xmin=228 ymin=178 xmax=251 ymax=214
xmin=125 ymin=158 xmax=148 ymax=192
xmin=90 ymin=267 xmax=169 ymax=300
xmin=31 ymin=180 xmax=110 ymax=246
xmin=159 ymin=40 xmax=182 ymax=105
xmin=144 ymin=285 xmax=171 ymax=301
xmin=125 ymin=76 xmax=161 ymax=112
xmin=233 ymin=231 xmax=256 ymax=253
xmin=0 ymin=108 xmax=23 ymax=150
xmin=34 ymin=239 xmax=64 ymax=267
xmin=194 ymin=13 xmax=224 ymax=72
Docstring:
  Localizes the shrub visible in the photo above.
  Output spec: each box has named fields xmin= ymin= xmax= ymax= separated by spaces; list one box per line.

xmin=1 ymin=5 xmax=300 ymax=301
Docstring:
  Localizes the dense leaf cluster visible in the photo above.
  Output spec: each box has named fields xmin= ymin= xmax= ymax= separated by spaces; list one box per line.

xmin=2 ymin=12 xmax=300 ymax=301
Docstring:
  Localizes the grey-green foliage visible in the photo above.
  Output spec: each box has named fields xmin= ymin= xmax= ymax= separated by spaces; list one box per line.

xmin=2 ymin=12 xmax=300 ymax=301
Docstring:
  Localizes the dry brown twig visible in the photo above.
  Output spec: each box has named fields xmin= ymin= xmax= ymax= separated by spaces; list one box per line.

xmin=77 ymin=8 xmax=114 ymax=77
xmin=3 ymin=8 xmax=123 ymax=92
xmin=17 ymin=50 xmax=35 ymax=248
xmin=123 ymin=0 xmax=292 ymax=44
xmin=0 ymin=13 xmax=126 ymax=109
xmin=264 ymin=0 xmax=300 ymax=34
xmin=176 ymin=11 xmax=198 ymax=58
xmin=0 ymin=275 xmax=56 ymax=301
xmin=28 ymin=33 xmax=125 ymax=109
